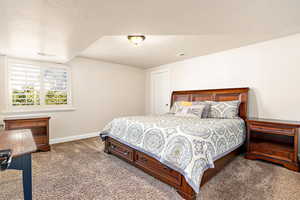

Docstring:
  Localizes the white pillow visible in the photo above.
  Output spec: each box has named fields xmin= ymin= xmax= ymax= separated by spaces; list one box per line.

xmin=175 ymin=104 xmax=206 ymax=118
xmin=206 ymin=100 xmax=241 ymax=119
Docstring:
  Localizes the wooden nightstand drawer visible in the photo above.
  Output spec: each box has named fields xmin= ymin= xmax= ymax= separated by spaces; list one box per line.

xmin=6 ymin=121 xmax=47 ymax=129
xmin=249 ymin=124 xmax=294 ymax=136
xmin=250 ymin=141 xmax=294 ymax=162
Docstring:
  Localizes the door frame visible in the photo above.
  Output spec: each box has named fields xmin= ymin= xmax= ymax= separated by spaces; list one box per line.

xmin=150 ymin=68 xmax=171 ymax=114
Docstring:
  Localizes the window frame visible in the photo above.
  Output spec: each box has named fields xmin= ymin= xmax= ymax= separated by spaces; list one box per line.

xmin=4 ymin=58 xmax=74 ymax=113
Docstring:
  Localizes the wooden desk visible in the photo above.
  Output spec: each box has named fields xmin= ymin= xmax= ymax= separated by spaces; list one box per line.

xmin=0 ymin=129 xmax=37 ymax=200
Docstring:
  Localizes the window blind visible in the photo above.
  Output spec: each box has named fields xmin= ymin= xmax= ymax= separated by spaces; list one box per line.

xmin=10 ymin=64 xmax=41 ymax=106
xmin=44 ymin=68 xmax=68 ymax=105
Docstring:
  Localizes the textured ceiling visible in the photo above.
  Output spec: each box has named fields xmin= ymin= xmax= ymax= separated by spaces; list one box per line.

xmin=0 ymin=0 xmax=299 ymax=67
xmin=80 ymin=34 xmax=294 ymax=68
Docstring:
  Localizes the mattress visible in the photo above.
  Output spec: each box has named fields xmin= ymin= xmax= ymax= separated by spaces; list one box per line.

xmin=100 ymin=114 xmax=246 ymax=193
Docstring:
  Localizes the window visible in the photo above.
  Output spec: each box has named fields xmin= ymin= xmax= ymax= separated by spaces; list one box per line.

xmin=7 ymin=60 xmax=72 ymax=111
xmin=44 ymin=68 xmax=68 ymax=105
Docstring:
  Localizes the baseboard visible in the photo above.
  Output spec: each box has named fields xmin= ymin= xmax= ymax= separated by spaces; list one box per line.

xmin=50 ymin=132 xmax=100 ymax=145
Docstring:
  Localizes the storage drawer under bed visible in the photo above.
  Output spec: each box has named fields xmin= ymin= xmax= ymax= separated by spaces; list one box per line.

xmin=107 ymin=138 xmax=134 ymax=162
xmin=135 ymin=151 xmax=182 ymax=186
xmin=106 ymin=137 xmax=182 ymax=187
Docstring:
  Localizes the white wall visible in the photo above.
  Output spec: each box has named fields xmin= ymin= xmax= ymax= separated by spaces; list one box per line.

xmin=146 ymin=34 xmax=300 ymax=121
xmin=0 ymin=57 xmax=145 ymax=141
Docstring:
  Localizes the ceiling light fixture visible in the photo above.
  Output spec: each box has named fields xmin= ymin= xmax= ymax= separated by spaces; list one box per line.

xmin=37 ymin=52 xmax=55 ymax=57
xmin=177 ymin=52 xmax=185 ymax=57
xmin=127 ymin=35 xmax=146 ymax=46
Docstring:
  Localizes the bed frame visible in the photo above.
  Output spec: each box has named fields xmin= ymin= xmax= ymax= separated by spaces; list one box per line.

xmin=103 ymin=87 xmax=249 ymax=200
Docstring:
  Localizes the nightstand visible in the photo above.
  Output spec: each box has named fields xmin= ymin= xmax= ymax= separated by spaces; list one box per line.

xmin=245 ymin=118 xmax=300 ymax=172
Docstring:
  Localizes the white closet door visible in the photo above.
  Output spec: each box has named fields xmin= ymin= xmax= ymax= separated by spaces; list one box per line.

xmin=151 ymin=70 xmax=170 ymax=114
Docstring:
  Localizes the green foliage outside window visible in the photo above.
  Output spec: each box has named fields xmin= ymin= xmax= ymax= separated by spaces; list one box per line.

xmin=12 ymin=86 xmax=40 ymax=106
xmin=12 ymin=87 xmax=68 ymax=106
xmin=45 ymin=90 xmax=68 ymax=105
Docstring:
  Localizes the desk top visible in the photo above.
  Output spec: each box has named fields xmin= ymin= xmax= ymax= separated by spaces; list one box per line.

xmin=0 ymin=129 xmax=37 ymax=157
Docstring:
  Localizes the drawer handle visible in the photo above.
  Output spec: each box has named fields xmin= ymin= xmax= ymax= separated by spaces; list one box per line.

xmin=110 ymin=144 xmax=129 ymax=156
xmin=140 ymin=157 xmax=148 ymax=163
xmin=163 ymin=166 xmax=172 ymax=172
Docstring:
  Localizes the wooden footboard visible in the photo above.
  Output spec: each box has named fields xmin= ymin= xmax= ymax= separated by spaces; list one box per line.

xmin=104 ymin=136 xmax=242 ymax=200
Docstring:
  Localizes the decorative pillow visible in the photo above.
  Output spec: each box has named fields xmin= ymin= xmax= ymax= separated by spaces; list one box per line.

xmin=175 ymin=104 xmax=206 ymax=118
xmin=170 ymin=101 xmax=210 ymax=118
xmin=169 ymin=101 xmax=190 ymax=113
xmin=180 ymin=101 xmax=192 ymax=106
xmin=192 ymin=101 xmax=211 ymax=118
xmin=206 ymin=100 xmax=241 ymax=119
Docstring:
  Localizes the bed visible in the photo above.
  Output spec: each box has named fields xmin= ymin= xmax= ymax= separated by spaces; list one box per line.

xmin=100 ymin=87 xmax=249 ymax=200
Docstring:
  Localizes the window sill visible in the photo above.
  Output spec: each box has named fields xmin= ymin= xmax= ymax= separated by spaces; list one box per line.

xmin=1 ymin=107 xmax=76 ymax=115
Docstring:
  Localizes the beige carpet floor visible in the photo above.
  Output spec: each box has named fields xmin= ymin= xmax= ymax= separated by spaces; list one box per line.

xmin=0 ymin=137 xmax=300 ymax=200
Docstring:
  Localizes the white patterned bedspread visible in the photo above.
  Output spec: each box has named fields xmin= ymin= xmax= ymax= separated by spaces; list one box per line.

xmin=100 ymin=114 xmax=246 ymax=193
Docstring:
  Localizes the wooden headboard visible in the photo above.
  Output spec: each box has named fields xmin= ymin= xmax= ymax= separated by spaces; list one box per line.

xmin=171 ymin=87 xmax=249 ymax=120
